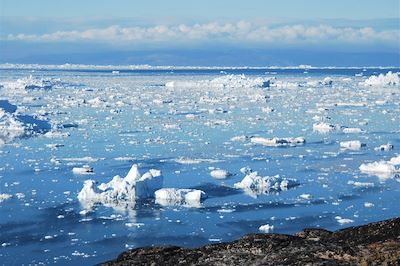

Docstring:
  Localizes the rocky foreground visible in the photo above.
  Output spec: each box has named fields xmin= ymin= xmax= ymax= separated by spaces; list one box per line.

xmin=101 ymin=218 xmax=400 ymax=265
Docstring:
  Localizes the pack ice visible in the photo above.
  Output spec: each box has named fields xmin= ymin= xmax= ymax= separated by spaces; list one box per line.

xmin=0 ymin=100 xmax=51 ymax=144
xmin=363 ymin=71 xmax=399 ymax=86
xmin=78 ymin=164 xmax=163 ymax=208
xmin=165 ymin=74 xmax=270 ymax=88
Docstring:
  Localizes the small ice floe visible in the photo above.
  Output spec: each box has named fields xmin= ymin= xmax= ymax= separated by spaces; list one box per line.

xmin=0 ymin=193 xmax=12 ymax=203
xmin=342 ymin=127 xmax=363 ymax=134
xmin=234 ymin=172 xmax=297 ymax=197
xmin=72 ymin=165 xmax=94 ymax=175
xmin=44 ymin=131 xmax=70 ymax=138
xmin=374 ymin=143 xmax=393 ymax=151
xmin=230 ymin=135 xmax=249 ymax=142
xmin=335 ymin=216 xmax=354 ymax=225
xmin=347 ymin=180 xmax=375 ymax=188
xmin=340 ymin=140 xmax=366 ymax=151
xmin=175 ymin=158 xmax=221 ymax=164
xmin=359 ymin=155 xmax=400 ymax=180
xmin=313 ymin=122 xmax=336 ymax=133
xmin=259 ymin=224 xmax=274 ymax=233
xmin=210 ymin=169 xmax=232 ymax=179
xmin=154 ymin=188 xmax=207 ymax=207
xmin=363 ymin=71 xmax=399 ymax=86
xmin=364 ymin=202 xmax=374 ymax=208
xmin=77 ymin=164 xmax=162 ymax=209
xmin=299 ymin=193 xmax=311 ymax=200
xmin=250 ymin=136 xmax=305 ymax=147
xmin=165 ymin=74 xmax=270 ymax=89
xmin=306 ymin=77 xmax=333 ymax=87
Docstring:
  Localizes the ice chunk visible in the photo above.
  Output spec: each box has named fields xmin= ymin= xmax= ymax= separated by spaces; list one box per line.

xmin=313 ymin=122 xmax=335 ymax=133
xmin=374 ymin=143 xmax=394 ymax=151
xmin=342 ymin=127 xmax=363 ymax=134
xmin=335 ymin=216 xmax=354 ymax=224
xmin=340 ymin=140 xmax=365 ymax=150
xmin=359 ymin=160 xmax=399 ymax=180
xmin=210 ymin=169 xmax=232 ymax=179
xmin=0 ymin=193 xmax=12 ymax=203
xmin=77 ymin=164 xmax=163 ymax=208
xmin=234 ymin=172 xmax=297 ymax=197
xmin=250 ymin=136 xmax=305 ymax=147
xmin=155 ymin=188 xmax=207 ymax=207
xmin=0 ymin=75 xmax=71 ymax=91
xmin=72 ymin=166 xmax=94 ymax=175
xmin=259 ymin=224 xmax=274 ymax=233
xmin=363 ymin=71 xmax=399 ymax=86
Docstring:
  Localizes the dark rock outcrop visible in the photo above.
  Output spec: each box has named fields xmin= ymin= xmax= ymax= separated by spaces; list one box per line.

xmin=100 ymin=218 xmax=400 ymax=265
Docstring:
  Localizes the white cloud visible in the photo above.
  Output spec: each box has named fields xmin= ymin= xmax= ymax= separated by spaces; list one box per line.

xmin=6 ymin=21 xmax=399 ymax=45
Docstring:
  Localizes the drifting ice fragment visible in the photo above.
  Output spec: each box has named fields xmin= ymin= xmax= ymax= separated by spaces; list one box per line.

xmin=210 ymin=169 xmax=232 ymax=179
xmin=259 ymin=224 xmax=274 ymax=233
xmin=363 ymin=71 xmax=399 ymax=86
xmin=250 ymin=136 xmax=305 ymax=147
xmin=313 ymin=122 xmax=335 ymax=133
xmin=155 ymin=188 xmax=207 ymax=207
xmin=77 ymin=164 xmax=162 ymax=208
xmin=340 ymin=140 xmax=365 ymax=151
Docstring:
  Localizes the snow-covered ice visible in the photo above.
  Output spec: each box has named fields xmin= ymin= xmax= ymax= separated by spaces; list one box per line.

xmin=154 ymin=188 xmax=207 ymax=207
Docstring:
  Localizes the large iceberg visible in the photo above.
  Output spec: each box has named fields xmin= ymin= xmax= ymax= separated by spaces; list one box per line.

xmin=363 ymin=71 xmax=399 ymax=86
xmin=234 ymin=171 xmax=298 ymax=197
xmin=78 ymin=164 xmax=163 ymax=208
xmin=165 ymin=74 xmax=270 ymax=89
xmin=154 ymin=188 xmax=207 ymax=208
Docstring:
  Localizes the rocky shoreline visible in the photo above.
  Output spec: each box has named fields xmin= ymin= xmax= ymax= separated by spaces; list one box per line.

xmin=100 ymin=217 xmax=400 ymax=265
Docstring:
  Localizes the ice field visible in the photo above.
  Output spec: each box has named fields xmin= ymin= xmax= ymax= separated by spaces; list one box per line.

xmin=0 ymin=65 xmax=399 ymax=265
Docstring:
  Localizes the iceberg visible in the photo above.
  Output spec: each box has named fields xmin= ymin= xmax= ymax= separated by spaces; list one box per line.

xmin=234 ymin=171 xmax=298 ymax=197
xmin=154 ymin=188 xmax=207 ymax=207
xmin=313 ymin=122 xmax=336 ymax=133
xmin=359 ymin=155 xmax=400 ymax=180
xmin=340 ymin=140 xmax=366 ymax=150
xmin=0 ymin=75 xmax=70 ymax=91
xmin=77 ymin=164 xmax=163 ymax=208
xmin=210 ymin=169 xmax=232 ymax=179
xmin=363 ymin=71 xmax=399 ymax=86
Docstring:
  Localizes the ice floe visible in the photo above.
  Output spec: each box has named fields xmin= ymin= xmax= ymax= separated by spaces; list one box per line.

xmin=0 ymin=99 xmax=51 ymax=144
xmin=155 ymin=188 xmax=207 ymax=207
xmin=0 ymin=193 xmax=12 ymax=203
xmin=374 ymin=143 xmax=394 ymax=151
xmin=359 ymin=155 xmax=400 ymax=180
xmin=313 ymin=122 xmax=336 ymax=133
xmin=250 ymin=136 xmax=305 ymax=147
xmin=363 ymin=71 xmax=399 ymax=86
xmin=210 ymin=169 xmax=232 ymax=179
xmin=340 ymin=140 xmax=366 ymax=151
xmin=259 ymin=224 xmax=274 ymax=233
xmin=234 ymin=171 xmax=298 ymax=197
xmin=0 ymin=75 xmax=72 ymax=91
xmin=77 ymin=164 xmax=163 ymax=209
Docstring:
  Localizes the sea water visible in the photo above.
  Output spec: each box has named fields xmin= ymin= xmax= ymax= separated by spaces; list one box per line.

xmin=0 ymin=66 xmax=399 ymax=265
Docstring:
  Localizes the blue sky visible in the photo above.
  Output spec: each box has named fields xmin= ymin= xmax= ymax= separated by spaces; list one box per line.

xmin=1 ymin=0 xmax=399 ymax=66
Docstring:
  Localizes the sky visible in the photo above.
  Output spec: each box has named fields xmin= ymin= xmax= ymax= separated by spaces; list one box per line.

xmin=1 ymin=0 xmax=399 ymax=66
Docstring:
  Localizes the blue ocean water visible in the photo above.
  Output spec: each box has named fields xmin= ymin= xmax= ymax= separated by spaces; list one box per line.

xmin=0 ymin=66 xmax=399 ymax=265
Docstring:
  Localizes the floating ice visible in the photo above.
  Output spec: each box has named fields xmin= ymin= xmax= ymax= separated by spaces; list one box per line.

xmin=259 ymin=224 xmax=274 ymax=233
xmin=154 ymin=188 xmax=207 ymax=207
xmin=342 ymin=127 xmax=363 ymax=134
xmin=0 ymin=100 xmax=51 ymax=144
xmin=359 ymin=156 xmax=400 ymax=180
xmin=374 ymin=143 xmax=394 ymax=151
xmin=335 ymin=216 xmax=354 ymax=224
xmin=72 ymin=166 xmax=94 ymax=175
xmin=340 ymin=140 xmax=365 ymax=151
xmin=0 ymin=193 xmax=12 ymax=203
xmin=250 ymin=136 xmax=305 ymax=147
xmin=78 ymin=164 xmax=163 ymax=209
xmin=234 ymin=172 xmax=297 ymax=197
xmin=210 ymin=169 xmax=232 ymax=179
xmin=313 ymin=122 xmax=336 ymax=133
xmin=363 ymin=71 xmax=399 ymax=86
xmin=165 ymin=74 xmax=270 ymax=89
xmin=0 ymin=75 xmax=71 ymax=91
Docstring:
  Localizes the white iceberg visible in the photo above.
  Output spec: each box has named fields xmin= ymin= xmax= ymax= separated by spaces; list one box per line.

xmin=0 ymin=75 xmax=69 ymax=91
xmin=154 ymin=188 xmax=207 ymax=207
xmin=210 ymin=169 xmax=232 ymax=179
xmin=340 ymin=140 xmax=365 ymax=150
xmin=313 ymin=122 xmax=336 ymax=133
xmin=234 ymin=172 xmax=297 ymax=197
xmin=250 ymin=136 xmax=305 ymax=147
xmin=77 ymin=164 xmax=163 ymax=208
xmin=359 ymin=155 xmax=400 ymax=180
xmin=363 ymin=71 xmax=399 ymax=86
xmin=259 ymin=224 xmax=274 ymax=233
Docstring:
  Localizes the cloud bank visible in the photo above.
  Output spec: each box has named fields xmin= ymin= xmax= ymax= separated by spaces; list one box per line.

xmin=6 ymin=21 xmax=399 ymax=45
